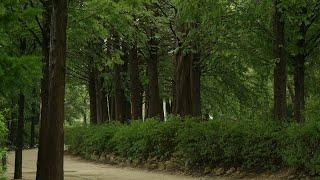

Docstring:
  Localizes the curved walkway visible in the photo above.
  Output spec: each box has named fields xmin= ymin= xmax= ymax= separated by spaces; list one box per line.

xmin=6 ymin=149 xmax=210 ymax=180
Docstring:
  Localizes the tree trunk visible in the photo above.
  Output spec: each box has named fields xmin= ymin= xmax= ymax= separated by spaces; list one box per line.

xmin=30 ymin=89 xmax=37 ymax=148
xmin=166 ymin=99 xmax=172 ymax=115
xmin=14 ymin=93 xmax=25 ymax=180
xmin=294 ymin=56 xmax=305 ymax=123
xmin=88 ymin=61 xmax=98 ymax=124
xmin=173 ymin=50 xmax=193 ymax=116
xmin=293 ymin=19 xmax=307 ymax=123
xmin=273 ymin=0 xmax=287 ymax=121
xmin=114 ymin=64 xmax=126 ymax=123
xmin=109 ymin=93 xmax=115 ymax=121
xmin=147 ymin=37 xmax=163 ymax=119
xmin=129 ymin=44 xmax=143 ymax=120
xmin=39 ymin=0 xmax=68 ymax=178
xmin=30 ymin=116 xmax=35 ymax=148
xmin=36 ymin=0 xmax=51 ymax=179
xmin=191 ymin=53 xmax=201 ymax=117
xmin=96 ymin=75 xmax=108 ymax=123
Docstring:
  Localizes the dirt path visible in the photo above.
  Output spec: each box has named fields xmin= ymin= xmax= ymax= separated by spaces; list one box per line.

xmin=5 ymin=149 xmax=215 ymax=180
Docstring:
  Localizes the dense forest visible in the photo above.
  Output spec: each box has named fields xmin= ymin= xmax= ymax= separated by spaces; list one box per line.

xmin=0 ymin=0 xmax=320 ymax=179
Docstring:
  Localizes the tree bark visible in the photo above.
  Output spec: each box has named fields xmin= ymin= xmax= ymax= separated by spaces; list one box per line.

xmin=38 ymin=0 xmax=68 ymax=178
xmin=114 ymin=64 xmax=126 ymax=123
xmin=147 ymin=36 xmax=163 ymax=119
xmin=30 ymin=89 xmax=37 ymax=148
xmin=129 ymin=43 xmax=143 ymax=120
xmin=96 ymin=75 xmax=108 ymax=123
xmin=191 ymin=53 xmax=201 ymax=117
xmin=294 ymin=55 xmax=305 ymax=123
xmin=109 ymin=93 xmax=115 ymax=121
xmin=30 ymin=116 xmax=35 ymax=148
xmin=36 ymin=0 xmax=51 ymax=179
xmin=14 ymin=93 xmax=25 ymax=180
xmin=88 ymin=60 xmax=98 ymax=124
xmin=273 ymin=0 xmax=287 ymax=121
xmin=173 ymin=50 xmax=193 ymax=116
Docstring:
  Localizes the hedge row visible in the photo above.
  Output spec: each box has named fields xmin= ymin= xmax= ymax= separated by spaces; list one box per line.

xmin=65 ymin=117 xmax=320 ymax=175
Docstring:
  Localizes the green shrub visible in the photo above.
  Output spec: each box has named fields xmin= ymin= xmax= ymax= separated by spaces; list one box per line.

xmin=281 ymin=120 xmax=320 ymax=175
xmin=0 ymin=113 xmax=7 ymax=177
xmin=64 ymin=116 xmax=319 ymax=175
xmin=111 ymin=119 xmax=181 ymax=161
xmin=176 ymin=119 xmax=281 ymax=171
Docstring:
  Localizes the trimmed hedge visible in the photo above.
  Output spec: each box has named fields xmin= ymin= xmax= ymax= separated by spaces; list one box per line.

xmin=65 ymin=117 xmax=320 ymax=175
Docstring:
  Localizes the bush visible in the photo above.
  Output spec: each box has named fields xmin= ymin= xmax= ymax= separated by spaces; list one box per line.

xmin=0 ymin=113 xmax=7 ymax=177
xmin=280 ymin=120 xmax=320 ymax=175
xmin=176 ymin=119 xmax=281 ymax=171
xmin=65 ymin=116 xmax=320 ymax=175
xmin=111 ymin=119 xmax=181 ymax=161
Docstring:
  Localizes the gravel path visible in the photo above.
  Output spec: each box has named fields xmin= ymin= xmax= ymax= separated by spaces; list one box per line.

xmin=5 ymin=149 xmax=213 ymax=180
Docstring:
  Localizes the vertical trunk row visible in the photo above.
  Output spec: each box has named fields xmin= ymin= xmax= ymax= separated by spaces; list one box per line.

xmin=128 ymin=43 xmax=143 ymax=120
xmin=14 ymin=93 xmax=25 ymax=180
xmin=273 ymin=0 xmax=287 ymax=121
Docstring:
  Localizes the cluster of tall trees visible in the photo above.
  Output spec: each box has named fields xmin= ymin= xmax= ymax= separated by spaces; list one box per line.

xmin=0 ymin=0 xmax=320 ymax=179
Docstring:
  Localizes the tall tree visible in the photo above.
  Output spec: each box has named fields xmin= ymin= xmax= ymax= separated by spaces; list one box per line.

xmin=273 ymin=0 xmax=287 ymax=121
xmin=129 ymin=42 xmax=143 ymax=120
xmin=36 ymin=0 xmax=51 ymax=178
xmin=14 ymin=92 xmax=25 ymax=179
xmin=39 ymin=0 xmax=68 ymax=178
xmin=146 ymin=29 xmax=164 ymax=119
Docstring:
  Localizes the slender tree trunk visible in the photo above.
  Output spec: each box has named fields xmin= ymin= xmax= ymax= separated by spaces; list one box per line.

xmin=96 ymin=75 xmax=108 ymax=123
xmin=109 ymin=93 xmax=115 ymax=121
xmin=273 ymin=0 xmax=287 ymax=121
xmin=96 ymin=73 xmax=103 ymax=123
xmin=88 ymin=61 xmax=98 ymax=124
xmin=147 ymin=36 xmax=163 ymax=119
xmin=39 ymin=0 xmax=68 ymax=178
xmin=171 ymin=53 xmax=177 ymax=115
xmin=294 ymin=57 xmax=305 ymax=123
xmin=294 ymin=20 xmax=307 ymax=123
xmin=30 ymin=117 xmax=35 ymax=148
xmin=166 ymin=99 xmax=172 ymax=115
xmin=30 ymin=89 xmax=37 ymax=148
xmin=129 ymin=43 xmax=143 ymax=120
xmin=14 ymin=93 xmax=25 ymax=180
xmin=114 ymin=64 xmax=126 ymax=123
xmin=36 ymin=0 xmax=51 ymax=178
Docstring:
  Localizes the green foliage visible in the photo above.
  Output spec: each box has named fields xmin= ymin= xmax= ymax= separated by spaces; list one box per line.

xmin=280 ymin=120 xmax=320 ymax=175
xmin=111 ymin=119 xmax=181 ymax=161
xmin=65 ymin=116 xmax=320 ymax=175
xmin=0 ymin=113 xmax=7 ymax=176
xmin=176 ymin=119 xmax=281 ymax=171
xmin=0 ymin=55 xmax=41 ymax=96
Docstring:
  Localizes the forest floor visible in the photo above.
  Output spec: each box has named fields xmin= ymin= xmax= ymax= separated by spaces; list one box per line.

xmin=5 ymin=149 xmax=297 ymax=180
